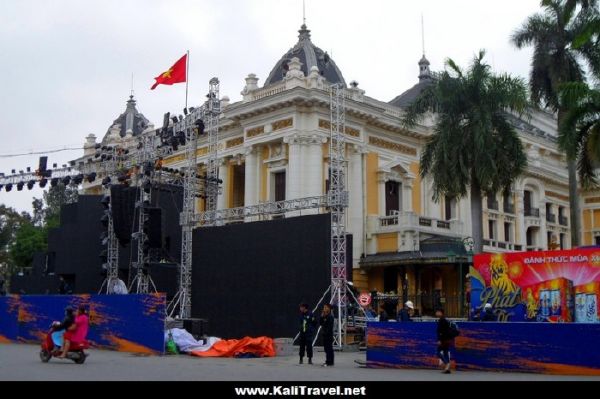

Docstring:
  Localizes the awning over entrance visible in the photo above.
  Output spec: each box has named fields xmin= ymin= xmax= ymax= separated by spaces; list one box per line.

xmin=360 ymin=236 xmax=468 ymax=269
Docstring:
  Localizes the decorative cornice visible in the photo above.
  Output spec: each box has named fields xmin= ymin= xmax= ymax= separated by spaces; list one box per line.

xmin=318 ymin=119 xmax=360 ymax=137
xmin=545 ymin=190 xmax=570 ymax=202
xmin=368 ymin=136 xmax=417 ymax=156
xmin=246 ymin=125 xmax=265 ymax=138
xmin=226 ymin=136 xmax=244 ymax=149
xmin=284 ymin=133 xmax=326 ymax=146
xmin=272 ymin=118 xmax=293 ymax=132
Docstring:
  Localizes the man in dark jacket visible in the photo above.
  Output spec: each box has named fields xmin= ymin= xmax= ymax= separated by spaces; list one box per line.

xmin=298 ymin=303 xmax=316 ymax=364
xmin=319 ymin=303 xmax=335 ymax=367
xmin=378 ymin=303 xmax=389 ymax=322
xmin=435 ymin=308 xmax=454 ymax=374
xmin=481 ymin=303 xmax=496 ymax=321
xmin=398 ymin=301 xmax=415 ymax=322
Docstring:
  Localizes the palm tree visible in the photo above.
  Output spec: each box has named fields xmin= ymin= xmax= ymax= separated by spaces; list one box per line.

xmin=402 ymin=51 xmax=529 ymax=253
xmin=560 ymin=82 xmax=600 ymax=187
xmin=512 ymin=0 xmax=600 ymax=247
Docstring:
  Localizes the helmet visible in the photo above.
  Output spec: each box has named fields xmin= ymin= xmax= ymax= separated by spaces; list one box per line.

xmin=405 ymin=301 xmax=414 ymax=309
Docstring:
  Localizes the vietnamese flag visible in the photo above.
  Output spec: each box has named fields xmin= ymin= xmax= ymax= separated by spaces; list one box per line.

xmin=150 ymin=54 xmax=187 ymax=90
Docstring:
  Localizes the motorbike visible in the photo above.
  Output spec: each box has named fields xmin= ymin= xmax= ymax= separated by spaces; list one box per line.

xmin=39 ymin=325 xmax=89 ymax=364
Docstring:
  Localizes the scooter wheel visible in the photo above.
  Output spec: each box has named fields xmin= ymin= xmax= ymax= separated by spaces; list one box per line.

xmin=74 ymin=353 xmax=86 ymax=364
xmin=40 ymin=350 xmax=51 ymax=363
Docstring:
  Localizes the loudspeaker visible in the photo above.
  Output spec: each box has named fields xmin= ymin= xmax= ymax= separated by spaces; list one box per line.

xmin=110 ymin=185 xmax=138 ymax=245
xmin=182 ymin=318 xmax=209 ymax=338
xmin=145 ymin=207 xmax=162 ymax=248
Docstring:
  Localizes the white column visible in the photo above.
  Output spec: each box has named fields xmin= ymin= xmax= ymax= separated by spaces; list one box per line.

xmin=284 ymin=135 xmax=302 ymax=200
xmin=303 ymin=138 xmax=324 ymax=198
xmin=540 ymin=198 xmax=548 ymax=250
xmin=217 ymin=158 xmax=229 ymax=211
xmin=348 ymin=145 xmax=364 ymax=267
xmin=244 ymin=146 xmax=259 ymax=207
xmin=516 ymin=189 xmax=527 ymax=249
xmin=402 ymin=180 xmax=413 ymax=213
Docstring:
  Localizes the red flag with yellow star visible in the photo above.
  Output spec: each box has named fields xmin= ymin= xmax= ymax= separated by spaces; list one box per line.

xmin=150 ymin=54 xmax=187 ymax=90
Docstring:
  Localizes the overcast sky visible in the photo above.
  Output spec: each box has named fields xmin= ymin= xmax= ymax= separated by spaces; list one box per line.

xmin=0 ymin=0 xmax=541 ymax=212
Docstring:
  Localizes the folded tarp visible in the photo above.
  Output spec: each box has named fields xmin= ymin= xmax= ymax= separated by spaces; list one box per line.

xmin=165 ymin=328 xmax=221 ymax=353
xmin=190 ymin=336 xmax=276 ymax=358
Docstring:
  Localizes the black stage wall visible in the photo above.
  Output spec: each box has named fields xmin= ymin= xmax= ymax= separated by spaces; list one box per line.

xmin=191 ymin=213 xmax=331 ymax=339
xmin=11 ymin=185 xmax=182 ymax=295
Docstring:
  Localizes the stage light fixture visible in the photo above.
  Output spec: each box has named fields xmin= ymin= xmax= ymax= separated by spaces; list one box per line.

xmin=102 ymin=176 xmax=111 ymax=186
xmin=171 ymin=116 xmax=178 ymax=124
xmin=27 ymin=181 xmax=35 ymax=190
xmin=39 ymin=179 xmax=48 ymax=188
xmin=72 ymin=175 xmax=84 ymax=185
xmin=53 ymin=163 xmax=57 ymax=168
xmin=95 ymin=143 xmax=101 ymax=149
xmin=101 ymin=195 xmax=110 ymax=209
xmin=183 ymin=107 xmax=188 ymax=116
xmin=16 ymin=182 xmax=24 ymax=191
xmin=5 ymin=184 xmax=12 ymax=192
xmin=62 ymin=176 xmax=71 ymax=185
xmin=0 ymin=184 xmax=3 ymax=191
xmin=26 ymin=167 xmax=31 ymax=172
xmin=50 ymin=178 xmax=59 ymax=187
xmin=86 ymin=172 xmax=97 ymax=183
xmin=11 ymin=169 xmax=16 ymax=174
xmin=143 ymin=180 xmax=152 ymax=194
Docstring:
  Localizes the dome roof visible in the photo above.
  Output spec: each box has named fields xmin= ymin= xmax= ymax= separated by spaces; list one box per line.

xmin=389 ymin=55 xmax=434 ymax=108
xmin=103 ymin=95 xmax=150 ymax=141
xmin=264 ymin=24 xmax=346 ymax=87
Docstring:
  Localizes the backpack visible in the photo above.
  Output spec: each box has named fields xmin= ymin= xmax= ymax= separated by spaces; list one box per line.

xmin=448 ymin=320 xmax=460 ymax=338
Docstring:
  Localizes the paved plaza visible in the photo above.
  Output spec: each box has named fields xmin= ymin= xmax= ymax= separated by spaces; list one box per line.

xmin=1 ymin=344 xmax=598 ymax=381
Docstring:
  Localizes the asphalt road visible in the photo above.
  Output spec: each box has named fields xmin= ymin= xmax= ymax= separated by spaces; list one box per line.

xmin=1 ymin=344 xmax=598 ymax=381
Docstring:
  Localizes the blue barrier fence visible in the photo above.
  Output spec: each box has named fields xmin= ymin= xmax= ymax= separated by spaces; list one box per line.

xmin=367 ymin=321 xmax=600 ymax=376
xmin=0 ymin=294 xmax=165 ymax=354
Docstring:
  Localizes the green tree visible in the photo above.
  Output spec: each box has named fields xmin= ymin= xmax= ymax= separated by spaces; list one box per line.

xmin=511 ymin=0 xmax=600 ymax=247
xmin=42 ymin=182 xmax=78 ymax=227
xmin=0 ymin=205 xmax=30 ymax=279
xmin=559 ymin=82 xmax=600 ymax=187
xmin=8 ymin=221 xmax=47 ymax=271
xmin=402 ymin=51 xmax=529 ymax=253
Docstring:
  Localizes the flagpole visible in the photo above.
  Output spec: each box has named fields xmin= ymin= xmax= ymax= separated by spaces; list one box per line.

xmin=185 ymin=50 xmax=190 ymax=109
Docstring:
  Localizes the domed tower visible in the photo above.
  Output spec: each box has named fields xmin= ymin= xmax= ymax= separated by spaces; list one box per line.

xmin=102 ymin=95 xmax=151 ymax=143
xmin=263 ymin=24 xmax=346 ymax=87
xmin=389 ymin=54 xmax=434 ymax=108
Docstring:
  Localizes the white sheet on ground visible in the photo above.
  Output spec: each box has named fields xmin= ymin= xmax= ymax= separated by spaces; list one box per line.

xmin=165 ymin=328 xmax=221 ymax=353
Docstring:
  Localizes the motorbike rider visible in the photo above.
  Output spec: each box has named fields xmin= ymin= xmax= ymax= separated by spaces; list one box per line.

xmin=50 ymin=307 xmax=75 ymax=348
xmin=60 ymin=304 xmax=89 ymax=358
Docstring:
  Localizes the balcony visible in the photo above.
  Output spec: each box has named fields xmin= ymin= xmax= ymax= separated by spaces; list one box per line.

xmin=524 ymin=207 xmax=540 ymax=217
xmin=374 ymin=212 xmax=463 ymax=237
xmin=487 ymin=199 xmax=499 ymax=211
xmin=546 ymin=213 xmax=556 ymax=223
xmin=503 ymin=203 xmax=515 ymax=214
xmin=483 ymin=239 xmax=523 ymax=252
xmin=559 ymin=216 xmax=569 ymax=226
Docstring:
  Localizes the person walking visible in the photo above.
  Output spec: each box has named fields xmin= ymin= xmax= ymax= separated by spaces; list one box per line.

xmin=320 ymin=303 xmax=335 ymax=367
xmin=436 ymin=308 xmax=459 ymax=374
xmin=298 ymin=303 xmax=316 ymax=364
xmin=481 ymin=303 xmax=496 ymax=321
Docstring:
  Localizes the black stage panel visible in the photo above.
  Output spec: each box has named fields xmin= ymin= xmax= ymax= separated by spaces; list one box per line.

xmin=191 ymin=214 xmax=331 ymax=339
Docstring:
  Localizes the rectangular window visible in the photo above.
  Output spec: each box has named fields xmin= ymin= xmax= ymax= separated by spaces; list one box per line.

xmin=444 ymin=196 xmax=454 ymax=221
xmin=488 ymin=220 xmax=496 ymax=240
xmin=274 ymin=172 xmax=286 ymax=202
xmin=547 ymin=232 xmax=553 ymax=249
xmin=504 ymin=222 xmax=511 ymax=242
xmin=561 ymin=233 xmax=567 ymax=250
xmin=385 ymin=181 xmax=401 ymax=216
xmin=524 ymin=190 xmax=532 ymax=211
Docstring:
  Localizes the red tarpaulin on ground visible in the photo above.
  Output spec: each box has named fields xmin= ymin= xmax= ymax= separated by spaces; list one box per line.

xmin=190 ymin=336 xmax=275 ymax=358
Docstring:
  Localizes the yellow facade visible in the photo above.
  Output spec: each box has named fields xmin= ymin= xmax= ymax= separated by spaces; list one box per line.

xmin=377 ymin=233 xmax=398 ymax=253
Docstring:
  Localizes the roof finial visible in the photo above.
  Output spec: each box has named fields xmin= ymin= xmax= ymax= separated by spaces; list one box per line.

xmin=421 ymin=13 xmax=425 ymax=57
xmin=303 ymin=0 xmax=306 ymax=26
xmin=130 ymin=73 xmax=135 ymax=99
